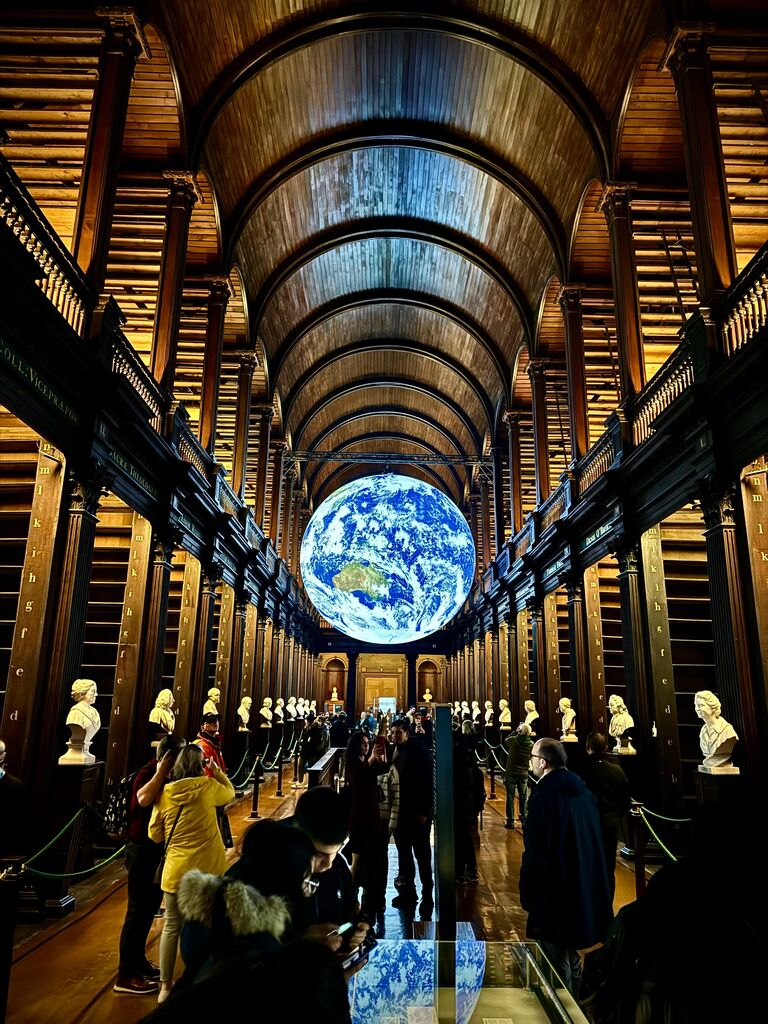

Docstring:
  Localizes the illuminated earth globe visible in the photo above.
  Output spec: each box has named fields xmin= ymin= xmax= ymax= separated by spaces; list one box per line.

xmin=300 ymin=473 xmax=475 ymax=645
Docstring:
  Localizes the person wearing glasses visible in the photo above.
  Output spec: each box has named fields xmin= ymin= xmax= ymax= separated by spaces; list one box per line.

xmin=519 ymin=738 xmax=613 ymax=998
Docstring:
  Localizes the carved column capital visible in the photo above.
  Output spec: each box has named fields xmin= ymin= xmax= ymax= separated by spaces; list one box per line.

xmin=556 ymin=283 xmax=584 ymax=312
xmin=69 ymin=466 xmax=110 ymax=515
xmin=234 ymin=351 xmax=259 ymax=373
xmin=659 ymin=22 xmax=718 ymax=76
xmin=162 ymin=169 xmax=202 ymax=208
xmin=527 ymin=358 xmax=547 ymax=382
xmin=615 ymin=542 xmax=640 ymax=575
xmin=596 ymin=182 xmax=637 ymax=220
xmin=95 ymin=6 xmax=151 ymax=58
xmin=204 ymin=275 xmax=231 ymax=305
xmin=701 ymin=484 xmax=737 ymax=531
xmin=503 ymin=409 xmax=522 ymax=431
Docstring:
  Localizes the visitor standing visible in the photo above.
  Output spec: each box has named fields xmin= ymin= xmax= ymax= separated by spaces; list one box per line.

xmin=504 ymin=723 xmax=533 ymax=829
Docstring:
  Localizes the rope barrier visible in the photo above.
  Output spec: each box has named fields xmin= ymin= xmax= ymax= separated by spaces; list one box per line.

xmin=263 ymin=742 xmax=284 ymax=771
xmin=25 ymin=807 xmax=85 ymax=867
xmin=637 ymin=808 xmax=678 ymax=863
xmin=24 ymin=844 xmax=127 ymax=880
xmin=227 ymin=748 xmax=250 ymax=785
xmin=643 ymin=806 xmax=693 ymax=824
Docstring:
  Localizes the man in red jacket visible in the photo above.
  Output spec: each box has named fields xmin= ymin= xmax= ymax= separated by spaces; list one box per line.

xmin=195 ymin=713 xmax=227 ymax=775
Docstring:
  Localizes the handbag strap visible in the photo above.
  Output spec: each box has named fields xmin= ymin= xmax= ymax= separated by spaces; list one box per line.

xmin=162 ymin=807 xmax=183 ymax=854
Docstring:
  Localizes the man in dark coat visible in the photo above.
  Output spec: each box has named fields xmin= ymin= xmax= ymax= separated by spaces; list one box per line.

xmin=389 ymin=717 xmax=433 ymax=913
xmin=519 ymin=737 xmax=613 ymax=996
xmin=580 ymin=731 xmax=631 ymax=898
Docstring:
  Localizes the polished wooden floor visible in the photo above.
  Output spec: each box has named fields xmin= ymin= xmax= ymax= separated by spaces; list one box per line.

xmin=7 ymin=777 xmax=639 ymax=1024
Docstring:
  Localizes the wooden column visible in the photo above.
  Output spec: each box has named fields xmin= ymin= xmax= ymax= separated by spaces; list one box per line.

xmin=565 ymin=574 xmax=590 ymax=732
xmin=226 ymin=598 xmax=247 ymax=741
xmin=456 ymin=647 xmax=465 ymax=698
xmin=467 ymin=496 xmax=480 ymax=577
xmin=478 ymin=631 xmax=488 ymax=702
xmin=479 ymin=476 xmax=492 ymax=569
xmin=240 ymin=602 xmax=258 ymax=701
xmin=213 ymin=584 xmax=236 ymax=729
xmin=503 ymin=412 xmax=523 ymax=535
xmin=150 ymin=171 xmax=199 ymax=391
xmin=72 ymin=11 xmax=144 ymax=292
xmin=530 ymin=601 xmax=549 ymax=735
xmin=189 ymin=570 xmax=218 ymax=731
xmin=37 ymin=473 xmax=103 ymax=787
xmin=599 ymin=184 xmax=645 ymax=400
xmin=135 ymin=536 xmax=175 ymax=739
xmin=543 ymin=591 xmax=561 ymax=726
xmin=268 ymin=441 xmax=287 ymax=548
xmin=232 ymin=354 xmax=257 ymax=498
xmin=701 ymin=485 xmax=760 ymax=783
xmin=252 ymin=406 xmax=273 ymax=528
xmin=504 ymin=608 xmax=520 ymax=712
xmin=559 ymin=286 xmax=589 ymax=461
xmin=663 ymin=25 xmax=736 ymax=303
xmin=279 ymin=470 xmax=294 ymax=563
xmin=582 ymin=564 xmax=608 ymax=732
xmin=198 ymin=277 xmax=231 ymax=451
xmin=491 ymin=445 xmax=506 ymax=552
xmin=3 ymin=444 xmax=66 ymax=779
xmin=528 ymin=360 xmax=550 ymax=504
xmin=489 ymin=626 xmax=501 ymax=706
xmin=638 ymin=529 xmax=684 ymax=812
xmin=289 ymin=492 xmax=303 ymax=574
xmin=256 ymin=615 xmax=270 ymax=705
xmin=172 ymin=556 xmax=202 ymax=740
xmin=105 ymin=513 xmax=153 ymax=789
xmin=269 ymin=620 xmax=282 ymax=701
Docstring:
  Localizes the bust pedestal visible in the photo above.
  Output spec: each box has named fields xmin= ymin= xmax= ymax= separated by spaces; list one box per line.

xmin=38 ymin=762 xmax=103 ymax=917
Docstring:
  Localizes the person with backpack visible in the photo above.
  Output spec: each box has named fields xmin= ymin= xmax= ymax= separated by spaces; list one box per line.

xmin=114 ymin=734 xmax=186 ymax=996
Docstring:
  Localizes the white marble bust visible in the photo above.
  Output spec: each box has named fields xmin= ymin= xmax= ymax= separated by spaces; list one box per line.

xmin=59 ymin=679 xmax=101 ymax=765
xmin=296 ymin=698 xmax=306 ymax=719
xmin=523 ymin=700 xmax=539 ymax=733
xmin=452 ymin=701 xmax=461 ymax=719
xmin=559 ymin=697 xmax=577 ymax=742
xmin=484 ymin=700 xmax=494 ymax=726
xmin=422 ymin=689 xmax=433 ymax=704
xmin=237 ymin=696 xmax=252 ymax=731
xmin=471 ymin=700 xmax=481 ymax=722
xmin=285 ymin=696 xmax=297 ymax=720
xmin=608 ymin=694 xmax=635 ymax=752
xmin=203 ymin=687 xmax=220 ymax=716
xmin=498 ymin=698 xmax=511 ymax=728
xmin=274 ymin=697 xmax=285 ymax=721
xmin=330 ymin=686 xmax=339 ymax=702
xmin=309 ymin=700 xmax=317 ymax=715
xmin=149 ymin=688 xmax=175 ymax=733
xmin=460 ymin=700 xmax=470 ymax=719
xmin=695 ymin=690 xmax=739 ymax=772
xmin=259 ymin=696 xmax=273 ymax=727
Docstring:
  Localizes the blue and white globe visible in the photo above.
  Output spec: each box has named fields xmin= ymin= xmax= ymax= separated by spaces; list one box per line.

xmin=300 ymin=474 xmax=475 ymax=645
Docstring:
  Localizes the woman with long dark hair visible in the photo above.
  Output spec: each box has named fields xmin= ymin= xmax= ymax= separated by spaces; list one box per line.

xmin=345 ymin=730 xmax=388 ymax=918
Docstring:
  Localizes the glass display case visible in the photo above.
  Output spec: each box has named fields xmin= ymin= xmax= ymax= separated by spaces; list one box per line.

xmin=349 ymin=939 xmax=588 ymax=1023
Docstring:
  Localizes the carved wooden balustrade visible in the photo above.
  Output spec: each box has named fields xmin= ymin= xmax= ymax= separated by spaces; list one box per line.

xmin=716 ymin=241 xmax=768 ymax=356
xmin=0 ymin=153 xmax=91 ymax=336
xmin=110 ymin=321 xmax=166 ymax=432
xmin=575 ymin=429 xmax=616 ymax=495
xmin=631 ymin=341 xmax=695 ymax=447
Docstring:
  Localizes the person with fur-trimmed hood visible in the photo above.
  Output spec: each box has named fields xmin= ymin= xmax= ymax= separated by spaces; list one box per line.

xmin=175 ymin=819 xmax=317 ymax=986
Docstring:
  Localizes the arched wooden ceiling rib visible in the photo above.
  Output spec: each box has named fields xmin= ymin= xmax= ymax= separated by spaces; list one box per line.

xmin=568 ymin=178 xmax=612 ymax=283
xmin=123 ymin=23 xmax=185 ymax=164
xmin=308 ymin=408 xmax=470 ymax=479
xmin=614 ymin=37 xmax=686 ymax=183
xmin=187 ymin=9 xmax=611 ymax=173
xmin=244 ymin=218 xmax=537 ymax=344
xmin=314 ymin=460 xmax=452 ymax=510
xmin=185 ymin=170 xmax=221 ymax=269
xmin=293 ymin=379 xmax=484 ymax=455
xmin=281 ymin=340 xmax=496 ymax=436
xmin=259 ymin=239 xmax=524 ymax=373
xmin=309 ymin=434 xmax=462 ymax=503
xmin=305 ymin=423 xmax=466 ymax=497
xmin=269 ymin=295 xmax=508 ymax=404
xmin=224 ymin=123 xmax=567 ymax=274
xmin=289 ymin=353 xmax=489 ymax=452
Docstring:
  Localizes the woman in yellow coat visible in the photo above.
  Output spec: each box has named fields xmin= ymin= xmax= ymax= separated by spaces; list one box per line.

xmin=148 ymin=743 xmax=235 ymax=1002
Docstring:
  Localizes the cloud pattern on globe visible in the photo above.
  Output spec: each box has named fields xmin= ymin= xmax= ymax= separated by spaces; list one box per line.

xmin=300 ymin=474 xmax=475 ymax=644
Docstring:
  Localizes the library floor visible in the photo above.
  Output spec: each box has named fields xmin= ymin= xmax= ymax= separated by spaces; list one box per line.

xmin=7 ymin=780 xmax=639 ymax=1024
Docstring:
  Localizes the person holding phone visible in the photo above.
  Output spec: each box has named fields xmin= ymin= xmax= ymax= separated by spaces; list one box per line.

xmin=345 ymin=731 xmax=390 ymax=920
xmin=148 ymin=744 xmax=235 ymax=1003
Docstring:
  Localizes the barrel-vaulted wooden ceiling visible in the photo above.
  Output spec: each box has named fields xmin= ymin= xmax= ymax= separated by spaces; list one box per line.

xmin=6 ymin=0 xmax=695 ymax=512
xmin=164 ymin=0 xmax=662 ymax=507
